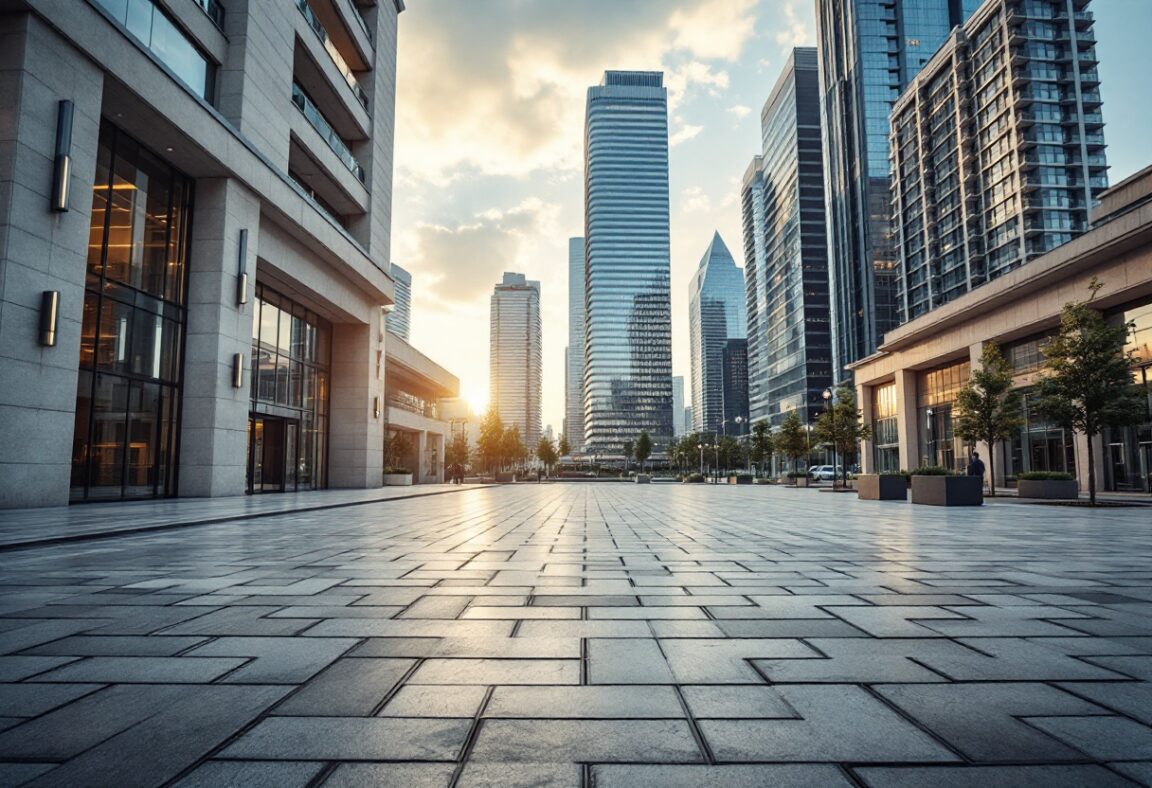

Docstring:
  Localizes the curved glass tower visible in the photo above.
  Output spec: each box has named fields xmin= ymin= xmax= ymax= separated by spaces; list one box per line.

xmin=583 ymin=71 xmax=673 ymax=452
xmin=688 ymin=232 xmax=746 ymax=434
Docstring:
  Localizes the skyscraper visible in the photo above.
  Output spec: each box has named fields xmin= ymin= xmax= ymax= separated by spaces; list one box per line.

xmin=722 ymin=339 xmax=750 ymax=436
xmin=565 ymin=237 xmax=586 ymax=452
xmin=689 ymin=232 xmax=746 ymax=434
xmin=671 ymin=375 xmax=685 ymax=436
xmin=817 ymin=0 xmax=982 ymax=379
xmin=890 ymin=0 xmax=1107 ymax=321
xmin=387 ymin=262 xmax=412 ymax=341
xmin=490 ymin=273 xmax=542 ymax=447
xmin=742 ymin=48 xmax=833 ymax=428
xmin=583 ymin=71 xmax=673 ymax=452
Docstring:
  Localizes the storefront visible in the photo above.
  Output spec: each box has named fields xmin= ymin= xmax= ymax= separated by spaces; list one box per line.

xmin=1000 ymin=389 xmax=1077 ymax=486
xmin=1104 ymin=300 xmax=1152 ymax=493
xmin=915 ymin=360 xmax=970 ymax=472
xmin=70 ymin=123 xmax=192 ymax=502
xmin=871 ymin=381 xmax=900 ymax=472
xmin=247 ymin=285 xmax=331 ymax=493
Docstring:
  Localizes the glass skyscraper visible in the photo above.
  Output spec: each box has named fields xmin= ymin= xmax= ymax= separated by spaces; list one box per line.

xmin=583 ymin=71 xmax=673 ymax=452
xmin=742 ymin=47 xmax=833 ymax=429
xmin=688 ymin=232 xmax=746 ymax=434
xmin=565 ymin=237 xmax=586 ymax=452
xmin=817 ymin=0 xmax=981 ymax=380
xmin=490 ymin=273 xmax=542 ymax=447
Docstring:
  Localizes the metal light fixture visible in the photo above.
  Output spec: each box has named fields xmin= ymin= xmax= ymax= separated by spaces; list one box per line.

xmin=374 ymin=396 xmax=381 ymax=419
xmin=39 ymin=291 xmax=60 ymax=346
xmin=232 ymin=353 xmax=244 ymax=388
xmin=50 ymin=101 xmax=74 ymax=212
xmin=236 ymin=229 xmax=249 ymax=306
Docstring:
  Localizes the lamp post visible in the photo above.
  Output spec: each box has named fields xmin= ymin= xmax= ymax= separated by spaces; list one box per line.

xmin=697 ymin=443 xmax=704 ymax=476
xmin=735 ymin=415 xmax=747 ymax=471
xmin=823 ymin=387 xmax=837 ymax=490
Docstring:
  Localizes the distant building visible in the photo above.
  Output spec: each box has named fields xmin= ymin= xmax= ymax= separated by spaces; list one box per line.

xmin=565 ymin=237 xmax=586 ymax=452
xmin=689 ymin=232 xmax=746 ymax=434
xmin=890 ymin=0 xmax=1107 ymax=322
xmin=490 ymin=273 xmax=542 ymax=446
xmin=671 ymin=376 xmax=685 ymax=436
xmin=722 ymin=339 xmax=749 ymax=436
xmin=388 ymin=262 xmax=412 ymax=341
xmin=583 ymin=71 xmax=673 ymax=452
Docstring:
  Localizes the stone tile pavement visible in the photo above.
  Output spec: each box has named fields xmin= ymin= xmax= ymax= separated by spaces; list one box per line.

xmin=0 ymin=484 xmax=1150 ymax=786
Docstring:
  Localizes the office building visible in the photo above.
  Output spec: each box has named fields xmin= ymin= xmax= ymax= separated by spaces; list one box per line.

xmin=387 ymin=262 xmax=412 ymax=340
xmin=565 ymin=236 xmax=585 ymax=452
xmin=689 ymin=232 xmax=746 ymax=434
xmin=0 ymin=0 xmax=404 ymax=507
xmin=852 ymin=164 xmax=1151 ymax=490
xmin=583 ymin=71 xmax=673 ymax=452
xmin=671 ymin=375 xmax=685 ymax=436
xmin=722 ymin=339 xmax=750 ymax=436
xmin=490 ymin=272 xmax=542 ymax=447
xmin=891 ymin=0 xmax=1107 ymax=322
xmin=741 ymin=47 xmax=833 ymax=428
xmin=384 ymin=334 xmax=458 ymax=484
xmin=817 ymin=0 xmax=982 ymax=380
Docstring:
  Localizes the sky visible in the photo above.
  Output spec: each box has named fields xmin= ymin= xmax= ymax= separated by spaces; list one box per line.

xmin=391 ymin=0 xmax=1152 ymax=435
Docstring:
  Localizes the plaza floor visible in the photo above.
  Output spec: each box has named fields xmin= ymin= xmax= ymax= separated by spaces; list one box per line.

xmin=0 ymin=484 xmax=1150 ymax=787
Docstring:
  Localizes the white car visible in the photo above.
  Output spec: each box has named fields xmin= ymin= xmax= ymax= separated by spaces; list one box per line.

xmin=811 ymin=465 xmax=843 ymax=481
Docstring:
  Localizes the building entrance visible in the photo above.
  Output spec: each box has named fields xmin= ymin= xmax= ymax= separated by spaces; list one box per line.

xmin=248 ymin=415 xmax=302 ymax=493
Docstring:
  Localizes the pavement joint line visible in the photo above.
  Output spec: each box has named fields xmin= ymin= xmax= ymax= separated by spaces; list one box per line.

xmin=0 ymin=485 xmax=499 ymax=552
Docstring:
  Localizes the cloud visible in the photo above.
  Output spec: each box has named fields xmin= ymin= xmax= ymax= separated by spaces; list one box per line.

xmin=670 ymin=122 xmax=703 ymax=147
xmin=669 ymin=0 xmax=759 ymax=60
xmin=727 ymin=104 xmax=752 ymax=119
xmin=680 ymin=186 xmax=712 ymax=214
xmin=774 ymin=0 xmax=814 ymax=48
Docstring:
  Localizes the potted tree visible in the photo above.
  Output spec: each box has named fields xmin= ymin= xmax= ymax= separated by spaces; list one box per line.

xmin=536 ymin=436 xmax=558 ymax=482
xmin=384 ymin=432 xmax=414 ymax=486
xmin=749 ymin=419 xmax=773 ymax=483
xmin=953 ymin=343 xmax=1023 ymax=497
xmin=813 ymin=385 xmax=871 ymax=491
xmin=777 ymin=410 xmax=811 ymax=487
xmin=910 ymin=466 xmax=982 ymax=506
xmin=501 ymin=426 xmax=525 ymax=482
xmin=1017 ymin=471 xmax=1079 ymax=500
xmin=634 ymin=431 xmax=652 ymax=483
xmin=1033 ymin=278 xmax=1146 ymax=506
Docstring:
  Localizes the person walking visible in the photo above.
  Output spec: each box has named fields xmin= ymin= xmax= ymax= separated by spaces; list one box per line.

xmin=967 ymin=452 xmax=986 ymax=489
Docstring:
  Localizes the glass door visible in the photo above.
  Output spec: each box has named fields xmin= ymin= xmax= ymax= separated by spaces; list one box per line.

xmin=248 ymin=415 xmax=300 ymax=493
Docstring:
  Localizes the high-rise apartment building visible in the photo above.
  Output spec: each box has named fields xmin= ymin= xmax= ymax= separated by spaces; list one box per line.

xmin=722 ymin=339 xmax=750 ymax=436
xmin=671 ymin=375 xmax=685 ymax=436
xmin=689 ymin=233 xmax=746 ymax=434
xmin=387 ymin=263 xmax=412 ymax=341
xmin=583 ymin=71 xmax=673 ymax=452
xmin=817 ymin=0 xmax=982 ymax=380
xmin=565 ymin=237 xmax=585 ymax=452
xmin=890 ymin=0 xmax=1107 ymax=321
xmin=490 ymin=273 xmax=542 ymax=447
xmin=0 ymin=0 xmax=404 ymax=506
xmin=742 ymin=48 xmax=833 ymax=428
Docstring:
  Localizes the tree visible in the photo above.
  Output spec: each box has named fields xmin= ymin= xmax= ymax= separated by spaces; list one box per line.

xmin=953 ymin=343 xmax=1023 ymax=496
xmin=502 ymin=426 xmax=526 ymax=471
xmin=477 ymin=408 xmax=505 ymax=473
xmin=446 ymin=430 xmax=470 ymax=470
xmin=717 ymin=435 xmax=740 ymax=474
xmin=536 ymin=436 xmax=558 ymax=477
xmin=776 ymin=410 xmax=809 ymax=476
xmin=749 ymin=419 xmax=774 ymax=478
xmin=622 ymin=439 xmax=634 ymax=473
xmin=1033 ymin=278 xmax=1146 ymax=505
xmin=558 ymin=434 xmax=570 ymax=459
xmin=635 ymin=431 xmax=652 ymax=472
xmin=813 ymin=386 xmax=872 ymax=488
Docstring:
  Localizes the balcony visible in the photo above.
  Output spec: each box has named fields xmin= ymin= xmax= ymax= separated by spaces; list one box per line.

xmin=291 ymin=82 xmax=364 ymax=183
xmin=194 ymin=0 xmax=224 ymax=28
xmin=296 ymin=0 xmax=368 ymax=109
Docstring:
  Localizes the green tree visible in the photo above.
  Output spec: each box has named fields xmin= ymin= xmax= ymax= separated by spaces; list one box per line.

xmin=502 ymin=426 xmax=526 ymax=471
xmin=1033 ymin=278 xmax=1146 ymax=505
xmin=536 ymin=436 xmax=558 ymax=477
xmin=635 ymin=431 xmax=652 ymax=472
xmin=622 ymin=439 xmax=634 ymax=473
xmin=477 ymin=408 xmax=504 ymax=473
xmin=813 ymin=386 xmax=872 ymax=488
xmin=776 ymin=410 xmax=809 ymax=476
xmin=385 ymin=431 xmax=412 ymax=473
xmin=445 ymin=430 xmax=470 ymax=470
xmin=558 ymin=434 xmax=570 ymax=458
xmin=717 ymin=435 xmax=740 ymax=473
xmin=953 ymin=343 xmax=1023 ymax=497
xmin=749 ymin=419 xmax=774 ymax=477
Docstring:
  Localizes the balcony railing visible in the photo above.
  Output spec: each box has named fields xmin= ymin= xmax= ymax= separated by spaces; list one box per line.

xmin=195 ymin=0 xmax=225 ymax=28
xmin=296 ymin=0 xmax=368 ymax=109
xmin=291 ymin=82 xmax=365 ymax=182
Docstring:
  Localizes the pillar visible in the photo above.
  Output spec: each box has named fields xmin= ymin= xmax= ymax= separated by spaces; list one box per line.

xmin=857 ymin=382 xmax=875 ymax=473
xmin=329 ymin=322 xmax=384 ymax=487
xmin=895 ymin=369 xmax=920 ymax=471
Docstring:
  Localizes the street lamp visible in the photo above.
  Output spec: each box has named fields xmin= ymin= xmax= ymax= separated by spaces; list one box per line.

xmin=823 ymin=387 xmax=837 ymax=490
xmin=697 ymin=443 xmax=704 ymax=475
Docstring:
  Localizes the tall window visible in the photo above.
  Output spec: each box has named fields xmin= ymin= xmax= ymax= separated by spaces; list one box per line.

xmin=871 ymin=381 xmax=900 ymax=472
xmin=71 ymin=123 xmax=192 ymax=501
xmin=916 ymin=360 xmax=971 ymax=471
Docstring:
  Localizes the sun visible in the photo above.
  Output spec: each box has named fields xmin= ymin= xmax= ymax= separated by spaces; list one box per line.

xmin=463 ymin=383 xmax=488 ymax=416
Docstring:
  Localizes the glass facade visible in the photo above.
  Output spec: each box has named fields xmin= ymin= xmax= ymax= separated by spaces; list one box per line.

xmin=689 ymin=233 xmax=746 ymax=433
xmin=1000 ymin=388 xmax=1077 ymax=485
xmin=817 ymin=0 xmax=980 ymax=379
xmin=916 ymin=359 xmax=971 ymax=470
xmin=71 ymin=123 xmax=192 ymax=501
xmin=249 ymin=285 xmax=331 ymax=493
xmin=490 ymin=273 xmax=543 ymax=448
xmin=742 ymin=48 xmax=833 ymax=429
xmin=583 ymin=71 xmax=673 ymax=451
xmin=1104 ymin=301 xmax=1152 ymax=492
xmin=566 ymin=237 xmax=586 ymax=451
xmin=871 ymin=381 xmax=901 ymax=472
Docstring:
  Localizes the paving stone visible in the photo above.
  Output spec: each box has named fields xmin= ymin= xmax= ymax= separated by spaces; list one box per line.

xmin=0 ymin=683 xmax=102 ymax=717
xmin=469 ymin=719 xmax=703 ymax=762
xmin=0 ymin=656 xmax=78 ymax=680
xmin=680 ymin=685 xmax=795 ymax=719
xmin=0 ymin=763 xmax=56 ymax=785
xmin=463 ymin=605 xmax=581 ymax=620
xmin=1026 ymin=715 xmax=1152 ymax=760
xmin=351 ymin=636 xmax=582 ymax=659
xmin=28 ymin=656 xmax=246 ymax=683
xmin=182 ymin=636 xmax=356 ymax=683
xmin=853 ymin=764 xmax=1137 ymax=787
xmin=1108 ymin=762 xmax=1152 ymax=786
xmin=380 ymin=684 xmax=488 ymax=717
xmin=592 ymin=764 xmax=855 ymax=787
xmin=409 ymin=658 xmax=579 ymax=685
xmin=400 ymin=596 xmax=474 ymax=619
xmin=661 ymin=638 xmax=817 ymax=683
xmin=275 ymin=658 xmax=416 ymax=716
xmin=320 ymin=763 xmax=457 ymax=787
xmin=0 ymin=619 xmax=107 ymax=654
xmin=486 ymin=686 xmax=683 ymax=718
xmin=219 ymin=717 xmax=471 ymax=761
xmin=456 ymin=762 xmax=582 ymax=787
xmin=19 ymin=634 xmax=208 ymax=657
xmin=303 ymin=619 xmax=514 ymax=638
xmin=588 ymin=638 xmax=675 ymax=684
xmin=1057 ymin=681 xmax=1152 ymax=724
xmin=171 ymin=760 xmax=325 ymax=788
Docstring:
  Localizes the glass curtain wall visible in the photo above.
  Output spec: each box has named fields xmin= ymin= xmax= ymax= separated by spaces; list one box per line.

xmin=916 ymin=360 xmax=970 ymax=471
xmin=1104 ymin=301 xmax=1152 ymax=492
xmin=249 ymin=285 xmax=331 ymax=493
xmin=871 ymin=381 xmax=900 ymax=472
xmin=1000 ymin=389 xmax=1077 ymax=486
xmin=71 ymin=123 xmax=192 ymax=501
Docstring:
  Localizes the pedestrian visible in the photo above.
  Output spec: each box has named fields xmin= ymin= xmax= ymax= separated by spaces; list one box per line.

xmin=967 ymin=452 xmax=986 ymax=485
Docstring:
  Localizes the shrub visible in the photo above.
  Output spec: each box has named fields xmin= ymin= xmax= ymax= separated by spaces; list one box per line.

xmin=1018 ymin=471 xmax=1075 ymax=481
xmin=384 ymin=466 xmax=412 ymax=475
xmin=785 ymin=471 xmax=812 ymax=479
xmin=881 ymin=471 xmax=908 ymax=478
xmin=683 ymin=473 xmax=705 ymax=483
xmin=910 ymin=466 xmax=952 ymax=476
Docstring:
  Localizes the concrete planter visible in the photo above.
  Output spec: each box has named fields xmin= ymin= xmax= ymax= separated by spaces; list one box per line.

xmin=911 ymin=475 xmax=983 ymax=506
xmin=728 ymin=476 xmax=753 ymax=485
xmin=495 ymin=472 xmax=515 ymax=483
xmin=1017 ymin=479 xmax=1079 ymax=500
xmin=634 ymin=474 xmax=652 ymax=484
xmin=857 ymin=474 xmax=907 ymax=501
xmin=383 ymin=473 xmax=413 ymax=486
xmin=793 ymin=476 xmax=811 ymax=488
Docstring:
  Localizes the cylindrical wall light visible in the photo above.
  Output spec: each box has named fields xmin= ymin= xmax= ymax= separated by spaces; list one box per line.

xmin=374 ymin=396 xmax=381 ymax=419
xmin=50 ymin=101 xmax=74 ymax=212
xmin=39 ymin=291 xmax=60 ymax=347
xmin=236 ymin=229 xmax=249 ymax=306
xmin=232 ymin=353 xmax=244 ymax=388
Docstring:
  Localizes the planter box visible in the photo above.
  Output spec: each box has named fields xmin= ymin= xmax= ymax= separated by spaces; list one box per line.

xmin=911 ymin=475 xmax=983 ymax=506
xmin=793 ymin=476 xmax=811 ymax=488
xmin=383 ymin=473 xmax=413 ymax=486
xmin=1017 ymin=479 xmax=1079 ymax=500
xmin=857 ymin=474 xmax=907 ymax=501
xmin=728 ymin=476 xmax=753 ymax=485
xmin=634 ymin=474 xmax=652 ymax=484
xmin=494 ymin=472 xmax=515 ymax=483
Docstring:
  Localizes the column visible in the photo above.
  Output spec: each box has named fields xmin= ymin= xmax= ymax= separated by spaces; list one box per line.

xmin=178 ymin=179 xmax=259 ymax=498
xmin=895 ymin=369 xmax=920 ymax=472
xmin=0 ymin=16 xmax=103 ymax=507
xmin=968 ymin=342 xmax=993 ymax=483
xmin=329 ymin=322 xmax=384 ymax=487
xmin=414 ymin=430 xmax=427 ymax=484
xmin=857 ymin=382 xmax=875 ymax=473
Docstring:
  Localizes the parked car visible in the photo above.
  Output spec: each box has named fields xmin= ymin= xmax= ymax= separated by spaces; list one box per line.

xmin=811 ymin=465 xmax=844 ymax=481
